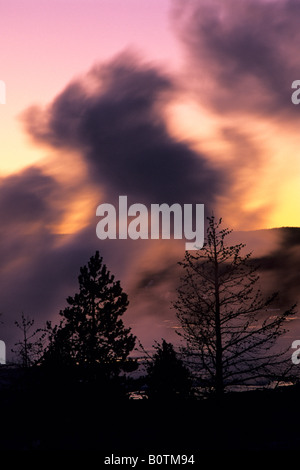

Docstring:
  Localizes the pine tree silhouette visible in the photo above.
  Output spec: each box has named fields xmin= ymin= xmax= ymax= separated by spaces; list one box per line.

xmin=42 ymin=251 xmax=136 ymax=381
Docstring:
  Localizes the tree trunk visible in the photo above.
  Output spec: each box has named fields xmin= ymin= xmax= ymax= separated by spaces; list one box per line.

xmin=213 ymin=233 xmax=223 ymax=396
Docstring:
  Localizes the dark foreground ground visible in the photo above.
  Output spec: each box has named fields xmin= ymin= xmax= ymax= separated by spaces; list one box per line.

xmin=0 ymin=374 xmax=300 ymax=452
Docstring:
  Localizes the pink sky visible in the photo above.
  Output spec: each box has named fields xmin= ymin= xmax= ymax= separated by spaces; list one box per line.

xmin=0 ymin=0 xmax=180 ymax=172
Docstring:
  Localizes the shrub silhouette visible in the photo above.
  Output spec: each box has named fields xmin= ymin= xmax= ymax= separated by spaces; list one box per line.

xmin=146 ymin=339 xmax=192 ymax=400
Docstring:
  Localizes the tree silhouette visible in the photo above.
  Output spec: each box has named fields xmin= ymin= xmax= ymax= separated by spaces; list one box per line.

xmin=12 ymin=313 xmax=44 ymax=367
xmin=174 ymin=216 xmax=296 ymax=396
xmin=42 ymin=251 xmax=136 ymax=379
xmin=146 ymin=339 xmax=192 ymax=400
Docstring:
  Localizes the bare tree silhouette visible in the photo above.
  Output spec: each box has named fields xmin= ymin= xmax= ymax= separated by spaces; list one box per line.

xmin=12 ymin=313 xmax=44 ymax=367
xmin=174 ymin=216 xmax=297 ymax=396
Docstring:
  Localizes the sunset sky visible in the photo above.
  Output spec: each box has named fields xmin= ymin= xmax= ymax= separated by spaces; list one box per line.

xmin=1 ymin=0 xmax=300 ymax=359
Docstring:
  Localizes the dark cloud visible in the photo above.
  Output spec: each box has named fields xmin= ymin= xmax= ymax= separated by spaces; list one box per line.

xmin=22 ymin=52 xmax=226 ymax=206
xmin=252 ymin=227 xmax=300 ymax=307
xmin=172 ymin=0 xmax=300 ymax=115
xmin=0 ymin=166 xmax=63 ymax=276
xmin=0 ymin=167 xmax=60 ymax=227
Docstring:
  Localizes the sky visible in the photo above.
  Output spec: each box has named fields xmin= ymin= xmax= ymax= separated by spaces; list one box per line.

xmin=1 ymin=0 xmax=300 ymax=360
